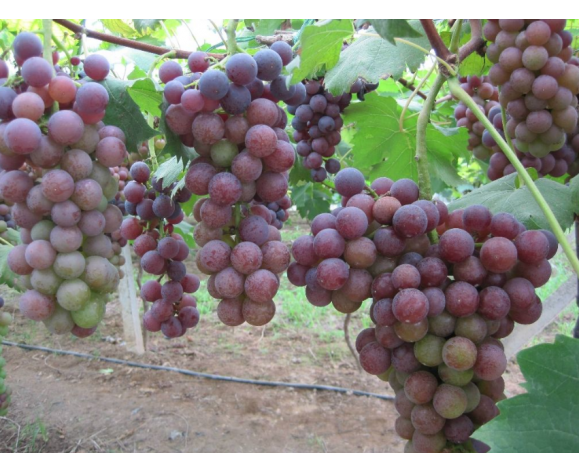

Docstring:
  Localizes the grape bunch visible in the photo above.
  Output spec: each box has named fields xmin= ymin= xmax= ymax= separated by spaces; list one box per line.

xmin=120 ymin=161 xmax=201 ymax=339
xmin=289 ymin=167 xmax=558 ymax=452
xmin=454 ymin=75 xmax=501 ymax=161
xmin=0 ymin=201 xmax=14 ymax=232
xmin=160 ymin=40 xmax=300 ymax=150
xmin=108 ymin=164 xmax=130 ymax=215
xmin=483 ymin=19 xmax=578 ymax=178
xmin=288 ymin=79 xmax=379 ymax=182
xmin=0 ymin=298 xmax=10 ymax=416
xmin=0 ymin=33 xmax=127 ymax=337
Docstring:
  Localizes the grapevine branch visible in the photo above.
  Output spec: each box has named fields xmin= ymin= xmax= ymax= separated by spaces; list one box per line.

xmin=52 ymin=19 xmax=226 ymax=60
xmin=458 ymin=20 xmax=485 ymax=61
xmin=448 ymin=78 xmax=579 ymax=277
xmin=397 ymin=78 xmax=428 ymax=100
xmin=420 ymin=19 xmax=454 ymax=63
xmin=343 ymin=313 xmax=361 ymax=372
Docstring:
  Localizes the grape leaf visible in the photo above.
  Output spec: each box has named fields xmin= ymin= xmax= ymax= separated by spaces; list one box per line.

xmin=112 ymin=46 xmax=157 ymax=72
xmin=0 ymin=244 xmax=22 ymax=292
xmin=158 ymin=102 xmax=197 ymax=162
xmin=570 ymin=174 xmax=579 ymax=214
xmin=291 ymin=183 xmax=332 ymax=220
xmin=342 ymin=95 xmax=465 ymax=187
xmin=127 ymin=78 xmax=163 ymax=116
xmin=133 ymin=19 xmax=162 ymax=35
xmin=153 ymin=156 xmax=184 ymax=188
xmin=254 ymin=19 xmax=284 ymax=36
xmin=458 ymin=52 xmax=489 ymax=77
xmin=288 ymin=19 xmax=354 ymax=84
xmin=101 ymin=20 xmax=137 ymax=38
xmin=370 ymin=20 xmax=422 ymax=45
xmin=173 ymin=221 xmax=196 ymax=249
xmin=448 ymin=173 xmax=575 ymax=231
xmin=324 ymin=23 xmax=432 ymax=96
xmin=101 ymin=79 xmax=157 ymax=152
xmin=476 ymin=336 xmax=579 ymax=453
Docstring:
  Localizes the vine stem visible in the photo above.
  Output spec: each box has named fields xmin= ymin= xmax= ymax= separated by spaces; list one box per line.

xmin=147 ymin=50 xmax=176 ymax=78
xmin=399 ymin=62 xmax=436 ymax=132
xmin=449 ymin=19 xmax=462 ymax=54
xmin=0 ymin=236 xmax=13 ymax=247
xmin=42 ymin=20 xmax=53 ymax=65
xmin=209 ymin=20 xmax=228 ymax=48
xmin=225 ymin=20 xmax=240 ymax=56
xmin=53 ymin=19 xmax=225 ymax=60
xmin=51 ymin=33 xmax=72 ymax=66
xmin=448 ymin=77 xmax=579 ymax=277
xmin=415 ymin=72 xmax=445 ymax=201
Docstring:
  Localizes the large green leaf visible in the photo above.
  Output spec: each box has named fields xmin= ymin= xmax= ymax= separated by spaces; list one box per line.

xmin=291 ymin=183 xmax=332 ymax=220
xmin=370 ymin=20 xmax=422 ymax=45
xmin=448 ymin=173 xmax=575 ymax=231
xmin=324 ymin=23 xmax=432 ymax=95
xmin=158 ymin=102 xmax=197 ymax=162
xmin=288 ymin=19 xmax=353 ymax=84
xmin=476 ymin=336 xmax=579 ymax=453
xmin=127 ymin=78 xmax=163 ymax=116
xmin=342 ymin=95 xmax=464 ymax=186
xmin=101 ymin=79 xmax=157 ymax=152
xmin=101 ymin=20 xmax=138 ymax=37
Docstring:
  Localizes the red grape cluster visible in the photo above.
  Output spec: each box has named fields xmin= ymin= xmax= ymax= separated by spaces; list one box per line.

xmin=483 ymin=19 xmax=578 ymax=178
xmin=120 ymin=161 xmax=201 ymax=338
xmin=288 ymin=79 xmax=380 ymax=182
xmin=0 ymin=299 xmax=10 ymax=416
xmin=0 ymin=33 xmax=127 ymax=338
xmin=108 ymin=164 xmax=130 ymax=215
xmin=454 ymin=75 xmax=501 ymax=161
xmin=0 ymin=201 xmax=14 ymax=232
xmin=289 ymin=167 xmax=558 ymax=452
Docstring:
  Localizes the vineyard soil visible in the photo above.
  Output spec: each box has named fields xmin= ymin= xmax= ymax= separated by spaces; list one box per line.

xmin=0 ymin=223 xmax=532 ymax=452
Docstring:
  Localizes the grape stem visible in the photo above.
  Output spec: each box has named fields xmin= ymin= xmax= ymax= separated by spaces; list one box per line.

xmin=415 ymin=72 xmax=445 ymax=202
xmin=0 ymin=237 xmax=13 ymax=247
xmin=498 ymin=88 xmax=516 ymax=153
xmin=209 ymin=19 xmax=228 ymax=49
xmin=42 ymin=20 xmax=53 ymax=65
xmin=225 ymin=20 xmax=241 ymax=56
xmin=147 ymin=50 xmax=176 ymax=78
xmin=397 ymin=78 xmax=428 ymax=100
xmin=364 ymin=185 xmax=379 ymax=200
xmin=51 ymin=33 xmax=73 ymax=66
xmin=399 ymin=62 xmax=436 ymax=132
xmin=53 ymin=19 xmax=226 ymax=60
xmin=343 ymin=313 xmax=362 ymax=372
xmin=448 ymin=77 xmax=579 ymax=277
xmin=448 ymin=19 xmax=462 ymax=54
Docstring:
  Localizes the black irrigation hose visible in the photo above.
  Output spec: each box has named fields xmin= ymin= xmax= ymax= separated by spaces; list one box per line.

xmin=1 ymin=340 xmax=394 ymax=401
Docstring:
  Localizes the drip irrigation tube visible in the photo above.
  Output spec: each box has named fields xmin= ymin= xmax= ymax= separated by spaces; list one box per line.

xmin=1 ymin=340 xmax=394 ymax=401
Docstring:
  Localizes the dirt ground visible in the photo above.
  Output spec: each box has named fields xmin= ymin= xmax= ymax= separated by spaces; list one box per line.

xmin=2 ymin=223 xmax=566 ymax=453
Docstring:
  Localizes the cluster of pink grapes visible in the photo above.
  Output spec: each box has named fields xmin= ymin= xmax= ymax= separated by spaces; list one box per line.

xmin=288 ymin=166 xmax=558 ymax=452
xmin=119 ymin=161 xmax=201 ymax=338
xmin=0 ymin=32 xmax=127 ymax=337
xmin=480 ymin=19 xmax=578 ymax=179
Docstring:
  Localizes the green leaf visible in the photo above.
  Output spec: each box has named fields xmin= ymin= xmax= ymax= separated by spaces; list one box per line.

xmin=101 ymin=20 xmax=137 ymax=38
xmin=0 ymin=244 xmax=21 ymax=292
xmin=133 ymin=19 xmax=162 ymax=35
xmin=458 ymin=52 xmax=488 ymax=77
xmin=370 ymin=20 xmax=422 ymax=45
xmin=291 ymin=183 xmax=332 ymax=220
xmin=101 ymin=79 xmax=158 ymax=152
xmin=254 ymin=19 xmax=284 ymax=36
xmin=158 ymin=102 xmax=197 ymax=162
xmin=153 ymin=156 xmax=184 ymax=188
xmin=570 ymin=175 xmax=579 ymax=214
xmin=173 ymin=221 xmax=196 ymax=249
xmin=448 ymin=173 xmax=575 ymax=231
xmin=476 ymin=336 xmax=579 ymax=453
xmin=127 ymin=67 xmax=148 ymax=80
xmin=112 ymin=47 xmax=157 ymax=72
xmin=127 ymin=78 xmax=163 ymax=116
xmin=288 ymin=19 xmax=353 ymax=84
xmin=324 ymin=23 xmax=432 ymax=95
xmin=342 ymin=95 xmax=464 ymax=187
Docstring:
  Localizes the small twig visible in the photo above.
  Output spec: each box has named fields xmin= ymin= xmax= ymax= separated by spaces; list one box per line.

xmin=344 ymin=313 xmax=361 ymax=372
xmin=399 ymin=62 xmax=437 ymax=132
xmin=459 ymin=20 xmax=485 ymax=61
xmin=209 ymin=20 xmax=228 ymax=48
xmin=435 ymin=93 xmax=453 ymax=105
xmin=53 ymin=19 xmax=225 ymax=60
xmin=397 ymin=78 xmax=427 ymax=100
xmin=0 ymin=417 xmax=21 ymax=452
